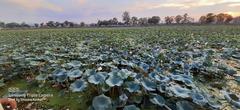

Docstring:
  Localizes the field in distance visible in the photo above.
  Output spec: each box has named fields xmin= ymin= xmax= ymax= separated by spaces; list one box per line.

xmin=0 ymin=25 xmax=240 ymax=110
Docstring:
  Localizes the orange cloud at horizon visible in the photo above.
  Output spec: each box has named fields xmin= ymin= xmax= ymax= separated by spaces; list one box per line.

xmin=226 ymin=12 xmax=240 ymax=17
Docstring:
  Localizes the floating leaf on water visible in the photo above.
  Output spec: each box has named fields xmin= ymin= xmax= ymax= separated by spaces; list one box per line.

xmin=70 ymin=79 xmax=88 ymax=92
xmin=105 ymin=75 xmax=123 ymax=87
xmin=92 ymin=94 xmax=112 ymax=110
xmin=123 ymin=105 xmax=140 ymax=110
xmin=141 ymin=78 xmax=156 ymax=91
xmin=125 ymin=81 xmax=140 ymax=93
xmin=150 ymin=95 xmax=165 ymax=107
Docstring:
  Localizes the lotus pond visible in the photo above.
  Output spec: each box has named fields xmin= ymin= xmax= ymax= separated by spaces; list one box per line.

xmin=0 ymin=25 xmax=240 ymax=110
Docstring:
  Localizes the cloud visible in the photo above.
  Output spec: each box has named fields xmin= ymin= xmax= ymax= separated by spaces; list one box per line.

xmin=0 ymin=0 xmax=239 ymax=23
xmin=226 ymin=11 xmax=240 ymax=17
xmin=78 ymin=0 xmax=86 ymax=5
xmin=129 ymin=0 xmax=240 ymax=11
xmin=7 ymin=0 xmax=63 ymax=12
xmin=228 ymin=3 xmax=240 ymax=7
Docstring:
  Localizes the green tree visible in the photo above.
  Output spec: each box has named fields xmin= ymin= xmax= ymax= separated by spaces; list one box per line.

xmin=130 ymin=16 xmax=138 ymax=26
xmin=138 ymin=17 xmax=148 ymax=26
xmin=148 ymin=16 xmax=160 ymax=25
xmin=216 ymin=13 xmax=225 ymax=24
xmin=175 ymin=15 xmax=183 ymax=24
xmin=199 ymin=16 xmax=207 ymax=24
xmin=206 ymin=13 xmax=216 ymax=24
xmin=0 ymin=22 xmax=4 ymax=28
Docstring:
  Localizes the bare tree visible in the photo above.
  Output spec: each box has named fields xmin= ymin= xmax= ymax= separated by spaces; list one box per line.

xmin=122 ymin=11 xmax=130 ymax=25
xmin=199 ymin=16 xmax=207 ymax=24
xmin=181 ymin=13 xmax=194 ymax=24
xmin=175 ymin=15 xmax=183 ymax=24
xmin=130 ymin=16 xmax=138 ymax=26
xmin=138 ymin=17 xmax=148 ymax=26
xmin=232 ymin=16 xmax=240 ymax=24
xmin=216 ymin=13 xmax=225 ymax=24
xmin=165 ymin=16 xmax=174 ymax=24
xmin=111 ymin=17 xmax=118 ymax=25
xmin=224 ymin=14 xmax=233 ymax=24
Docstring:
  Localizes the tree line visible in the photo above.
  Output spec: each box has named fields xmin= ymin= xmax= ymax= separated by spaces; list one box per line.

xmin=0 ymin=11 xmax=240 ymax=29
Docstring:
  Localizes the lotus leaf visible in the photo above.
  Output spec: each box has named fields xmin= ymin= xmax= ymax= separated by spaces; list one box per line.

xmin=52 ymin=69 xmax=68 ymax=82
xmin=125 ymin=81 xmax=140 ymax=93
xmin=70 ymin=79 xmax=88 ymax=92
xmin=223 ymin=91 xmax=240 ymax=108
xmin=67 ymin=69 xmax=83 ymax=79
xmin=119 ymin=93 xmax=128 ymax=101
xmin=92 ymin=94 xmax=112 ymax=110
xmin=176 ymin=101 xmax=194 ymax=110
xmin=106 ymin=75 xmax=123 ymax=87
xmin=35 ymin=74 xmax=48 ymax=81
xmin=117 ymin=69 xmax=132 ymax=79
xmin=123 ymin=105 xmax=140 ymax=110
xmin=169 ymin=85 xmax=191 ymax=98
xmin=139 ymin=62 xmax=149 ymax=73
xmin=191 ymin=93 xmax=207 ymax=106
xmin=67 ymin=60 xmax=82 ymax=67
xmin=141 ymin=78 xmax=156 ymax=91
xmin=150 ymin=95 xmax=165 ymax=106
xmin=88 ymin=72 xmax=107 ymax=84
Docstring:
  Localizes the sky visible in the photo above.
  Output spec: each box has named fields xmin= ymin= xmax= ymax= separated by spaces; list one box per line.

xmin=0 ymin=0 xmax=239 ymax=23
